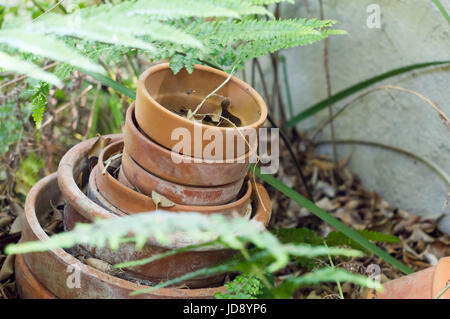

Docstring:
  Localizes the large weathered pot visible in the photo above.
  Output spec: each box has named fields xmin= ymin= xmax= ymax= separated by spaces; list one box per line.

xmin=57 ymin=135 xmax=271 ymax=289
xmin=368 ymin=258 xmax=450 ymax=299
xmin=135 ymin=63 xmax=267 ymax=160
xmin=18 ymin=173 xmax=229 ymax=298
xmin=124 ymin=104 xmax=252 ymax=186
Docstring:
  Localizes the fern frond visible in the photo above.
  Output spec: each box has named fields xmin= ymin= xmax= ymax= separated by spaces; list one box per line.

xmin=130 ymin=249 xmax=379 ymax=296
xmin=6 ymin=211 xmax=362 ymax=273
xmin=33 ymin=13 xmax=157 ymax=53
xmin=188 ymin=18 xmax=342 ymax=45
xmin=0 ymin=29 xmax=104 ymax=73
xmin=271 ymin=268 xmax=382 ymax=298
xmin=0 ymin=52 xmax=62 ymax=87
xmin=128 ymin=0 xmax=272 ymax=19
xmin=30 ymin=81 xmax=49 ymax=128
xmin=248 ymin=0 xmax=294 ymax=5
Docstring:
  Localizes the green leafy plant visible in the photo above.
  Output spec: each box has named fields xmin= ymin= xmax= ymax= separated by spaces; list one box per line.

xmin=30 ymin=81 xmax=50 ymax=128
xmin=215 ymin=274 xmax=266 ymax=299
xmin=6 ymin=211 xmax=382 ymax=298
xmin=0 ymin=0 xmax=345 ymax=88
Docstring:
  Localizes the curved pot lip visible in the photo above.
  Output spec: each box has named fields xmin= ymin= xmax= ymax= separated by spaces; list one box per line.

xmin=122 ymin=149 xmax=244 ymax=191
xmin=25 ymin=173 xmax=226 ymax=298
xmin=137 ymin=62 xmax=268 ymax=132
xmin=58 ymin=134 xmax=122 ymax=221
xmin=99 ymin=140 xmax=253 ymax=212
xmin=126 ymin=103 xmax=257 ymax=164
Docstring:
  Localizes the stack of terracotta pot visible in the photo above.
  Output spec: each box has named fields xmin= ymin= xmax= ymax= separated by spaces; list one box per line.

xmin=15 ymin=63 xmax=272 ymax=299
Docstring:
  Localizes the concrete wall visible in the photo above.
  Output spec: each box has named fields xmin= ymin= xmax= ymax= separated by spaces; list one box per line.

xmin=254 ymin=0 xmax=450 ymax=233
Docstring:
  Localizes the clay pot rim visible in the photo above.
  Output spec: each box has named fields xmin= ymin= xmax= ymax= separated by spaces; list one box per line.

xmin=122 ymin=148 xmax=245 ymax=191
xmin=58 ymin=134 xmax=122 ymax=221
xmin=127 ymin=103 xmax=257 ymax=164
xmin=25 ymin=173 xmax=226 ymax=297
xmin=138 ymin=62 xmax=268 ymax=132
xmin=98 ymin=139 xmax=253 ymax=212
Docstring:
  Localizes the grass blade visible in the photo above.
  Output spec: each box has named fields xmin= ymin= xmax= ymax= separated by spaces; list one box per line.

xmin=433 ymin=0 xmax=450 ymax=24
xmin=286 ymin=60 xmax=450 ymax=128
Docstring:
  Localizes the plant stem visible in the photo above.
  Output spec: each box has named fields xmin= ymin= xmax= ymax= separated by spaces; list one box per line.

xmin=325 ymin=241 xmax=344 ymax=299
xmin=190 ymin=64 xmax=237 ymax=118
xmin=435 ymin=283 xmax=450 ymax=299
xmin=432 ymin=0 xmax=450 ymax=24
xmin=319 ymin=0 xmax=338 ymax=165
xmin=252 ymin=58 xmax=313 ymax=200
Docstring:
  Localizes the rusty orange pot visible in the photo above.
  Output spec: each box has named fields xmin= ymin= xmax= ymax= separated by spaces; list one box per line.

xmin=135 ymin=63 xmax=267 ymax=160
xmin=19 ymin=173 xmax=230 ymax=298
xmin=121 ymin=147 xmax=245 ymax=206
xmin=368 ymin=258 xmax=450 ymax=299
xmin=96 ymin=139 xmax=253 ymax=216
xmin=15 ymin=253 xmax=56 ymax=299
xmin=124 ymin=104 xmax=252 ymax=186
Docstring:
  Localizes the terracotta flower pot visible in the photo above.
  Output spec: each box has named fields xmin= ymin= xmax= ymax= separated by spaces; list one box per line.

xmin=65 ymin=176 xmax=271 ymax=288
xmin=135 ymin=63 xmax=267 ymax=160
xmin=95 ymin=139 xmax=253 ymax=216
xmin=120 ymin=147 xmax=245 ymax=206
xmin=368 ymin=258 xmax=450 ymax=299
xmin=18 ymin=173 xmax=228 ymax=298
xmin=124 ymin=104 xmax=251 ymax=186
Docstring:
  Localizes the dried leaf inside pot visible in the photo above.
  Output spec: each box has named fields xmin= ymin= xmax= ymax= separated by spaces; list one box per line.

xmin=151 ymin=191 xmax=175 ymax=209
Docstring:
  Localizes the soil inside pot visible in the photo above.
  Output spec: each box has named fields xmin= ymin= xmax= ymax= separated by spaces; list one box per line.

xmin=174 ymin=91 xmax=242 ymax=128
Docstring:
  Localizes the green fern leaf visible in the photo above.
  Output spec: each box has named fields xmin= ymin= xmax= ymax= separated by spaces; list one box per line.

xmin=128 ymin=0 xmax=272 ymax=19
xmin=6 ymin=211 xmax=363 ymax=274
xmin=30 ymin=81 xmax=50 ymax=128
xmin=271 ymin=268 xmax=382 ymax=298
xmin=248 ymin=0 xmax=294 ymax=5
xmin=0 ymin=52 xmax=62 ymax=87
xmin=215 ymin=274 xmax=265 ymax=299
xmin=33 ymin=13 xmax=157 ymax=53
xmin=0 ymin=29 xmax=104 ymax=74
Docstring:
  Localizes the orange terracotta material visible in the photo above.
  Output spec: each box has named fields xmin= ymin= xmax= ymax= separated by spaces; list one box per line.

xmin=58 ymin=134 xmax=123 ymax=222
xmin=19 ymin=173 xmax=229 ymax=298
xmin=124 ymin=104 xmax=252 ymax=186
xmin=121 ymin=147 xmax=245 ymax=206
xmin=118 ymin=166 xmax=134 ymax=189
xmin=368 ymin=257 xmax=450 ymax=299
xmin=15 ymin=253 xmax=56 ymax=299
xmin=96 ymin=139 xmax=253 ymax=216
xmin=135 ymin=63 xmax=267 ymax=160
xmin=86 ymin=165 xmax=126 ymax=217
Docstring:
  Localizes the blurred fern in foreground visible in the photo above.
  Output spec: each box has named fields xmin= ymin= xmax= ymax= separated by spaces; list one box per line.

xmin=0 ymin=0 xmax=345 ymax=98
xmin=6 ymin=211 xmax=382 ymax=298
